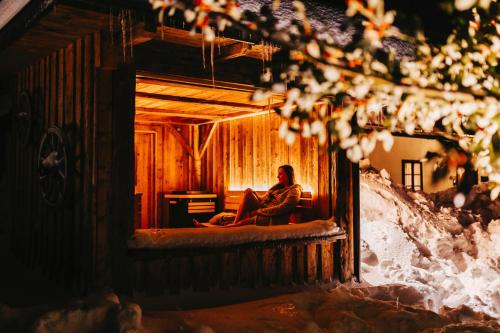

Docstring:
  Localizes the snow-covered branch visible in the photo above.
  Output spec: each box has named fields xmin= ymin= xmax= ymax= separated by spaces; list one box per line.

xmin=149 ymin=0 xmax=500 ymax=198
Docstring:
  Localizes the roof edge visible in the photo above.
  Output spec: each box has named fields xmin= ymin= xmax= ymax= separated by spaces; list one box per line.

xmin=0 ymin=0 xmax=56 ymax=54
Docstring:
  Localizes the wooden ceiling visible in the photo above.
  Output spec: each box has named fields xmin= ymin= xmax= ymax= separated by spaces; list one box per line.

xmin=0 ymin=3 xmax=277 ymax=78
xmin=0 ymin=5 xmax=110 ymax=77
xmin=0 ymin=2 xmax=282 ymax=122
xmin=135 ymin=73 xmax=284 ymax=125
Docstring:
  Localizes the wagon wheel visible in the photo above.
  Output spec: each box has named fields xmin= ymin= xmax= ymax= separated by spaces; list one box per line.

xmin=16 ymin=91 xmax=32 ymax=147
xmin=38 ymin=126 xmax=71 ymax=206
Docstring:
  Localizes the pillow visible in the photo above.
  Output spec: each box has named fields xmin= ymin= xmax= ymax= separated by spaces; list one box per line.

xmin=208 ymin=212 xmax=236 ymax=225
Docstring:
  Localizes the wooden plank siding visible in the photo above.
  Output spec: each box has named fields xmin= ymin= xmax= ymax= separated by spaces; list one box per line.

xmin=134 ymin=111 xmax=326 ymax=229
xmin=129 ymin=237 xmax=343 ymax=296
xmin=135 ymin=111 xmax=327 ymax=228
xmin=8 ymin=33 xmax=135 ymax=294
xmin=133 ymin=122 xmax=192 ymax=228
xmin=201 ymin=112 xmax=321 ymax=212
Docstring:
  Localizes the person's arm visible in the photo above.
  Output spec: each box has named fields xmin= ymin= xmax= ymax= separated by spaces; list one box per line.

xmin=256 ymin=186 xmax=301 ymax=217
xmin=259 ymin=189 xmax=271 ymax=203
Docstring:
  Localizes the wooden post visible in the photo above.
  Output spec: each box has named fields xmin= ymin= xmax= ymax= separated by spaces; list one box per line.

xmin=110 ymin=65 xmax=136 ymax=294
xmin=334 ymin=150 xmax=360 ymax=282
xmin=193 ymin=125 xmax=201 ymax=190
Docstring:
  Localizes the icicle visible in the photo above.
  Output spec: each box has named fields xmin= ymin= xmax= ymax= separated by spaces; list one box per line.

xmin=217 ymin=31 xmax=221 ymax=55
xmin=120 ymin=10 xmax=127 ymax=62
xmin=109 ymin=8 xmax=114 ymax=45
xmin=128 ymin=9 xmax=134 ymax=58
xmin=202 ymin=29 xmax=206 ymax=69
xmin=210 ymin=38 xmax=215 ymax=87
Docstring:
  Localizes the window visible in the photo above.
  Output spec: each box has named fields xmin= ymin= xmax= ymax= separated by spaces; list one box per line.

xmin=402 ymin=160 xmax=423 ymax=191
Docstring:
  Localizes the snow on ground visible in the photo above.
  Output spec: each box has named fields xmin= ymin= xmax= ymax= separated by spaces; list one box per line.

xmin=360 ymin=169 xmax=500 ymax=319
xmin=3 ymin=284 xmax=499 ymax=332
xmin=142 ymin=284 xmax=499 ymax=333
xmin=0 ymin=293 xmax=143 ymax=333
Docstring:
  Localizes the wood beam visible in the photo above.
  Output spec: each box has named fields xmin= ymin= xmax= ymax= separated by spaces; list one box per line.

xmin=135 ymin=119 xmax=204 ymax=126
xmin=216 ymin=42 xmax=251 ymax=62
xmin=129 ymin=22 xmax=155 ymax=46
xmin=193 ymin=126 xmax=201 ymax=190
xmin=199 ymin=123 xmax=218 ymax=158
xmin=165 ymin=123 xmax=194 ymax=158
xmin=136 ymin=71 xmax=257 ymax=92
xmin=136 ymin=107 xmax=222 ymax=120
xmin=136 ymin=91 xmax=269 ymax=109
xmin=201 ymin=109 xmax=279 ymax=124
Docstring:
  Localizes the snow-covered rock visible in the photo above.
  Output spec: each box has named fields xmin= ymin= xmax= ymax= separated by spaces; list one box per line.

xmin=0 ymin=293 xmax=143 ymax=333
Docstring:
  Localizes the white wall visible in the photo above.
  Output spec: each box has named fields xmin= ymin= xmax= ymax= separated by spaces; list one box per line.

xmin=369 ymin=136 xmax=453 ymax=193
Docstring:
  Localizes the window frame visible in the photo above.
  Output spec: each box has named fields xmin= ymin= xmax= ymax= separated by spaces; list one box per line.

xmin=402 ymin=159 xmax=423 ymax=191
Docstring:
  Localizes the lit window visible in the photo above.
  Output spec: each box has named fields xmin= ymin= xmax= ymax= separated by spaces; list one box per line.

xmin=402 ymin=160 xmax=423 ymax=191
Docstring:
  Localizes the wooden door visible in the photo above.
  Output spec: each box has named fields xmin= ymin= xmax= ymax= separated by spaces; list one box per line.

xmin=135 ymin=131 xmax=156 ymax=228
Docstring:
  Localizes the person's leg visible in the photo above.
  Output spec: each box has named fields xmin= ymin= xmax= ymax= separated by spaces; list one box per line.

xmin=192 ymin=219 xmax=220 ymax=228
xmin=224 ymin=215 xmax=256 ymax=227
xmin=234 ymin=189 xmax=260 ymax=222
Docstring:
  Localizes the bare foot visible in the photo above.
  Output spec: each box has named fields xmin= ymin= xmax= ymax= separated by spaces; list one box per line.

xmin=192 ymin=219 xmax=207 ymax=228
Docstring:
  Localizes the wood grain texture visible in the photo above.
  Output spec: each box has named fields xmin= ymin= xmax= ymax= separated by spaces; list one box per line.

xmin=8 ymin=32 xmax=107 ymax=293
xmin=129 ymin=237 xmax=343 ymax=296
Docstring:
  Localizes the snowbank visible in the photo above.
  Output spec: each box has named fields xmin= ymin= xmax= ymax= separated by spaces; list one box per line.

xmin=360 ymin=169 xmax=500 ymax=319
xmin=429 ymin=183 xmax=500 ymax=227
xmin=2 ymin=286 xmax=496 ymax=332
xmin=128 ymin=219 xmax=344 ymax=249
xmin=142 ymin=284 xmax=499 ymax=333
xmin=0 ymin=293 xmax=143 ymax=333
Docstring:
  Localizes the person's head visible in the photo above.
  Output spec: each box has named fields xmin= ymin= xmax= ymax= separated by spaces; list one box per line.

xmin=277 ymin=165 xmax=295 ymax=187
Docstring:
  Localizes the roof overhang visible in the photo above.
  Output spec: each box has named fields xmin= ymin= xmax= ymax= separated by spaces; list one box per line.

xmin=0 ymin=0 xmax=30 ymax=31
xmin=135 ymin=72 xmax=284 ymax=125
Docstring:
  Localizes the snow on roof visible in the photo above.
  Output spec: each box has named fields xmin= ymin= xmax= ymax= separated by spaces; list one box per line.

xmin=238 ymin=0 xmax=415 ymax=58
xmin=128 ymin=219 xmax=344 ymax=249
xmin=0 ymin=0 xmax=30 ymax=31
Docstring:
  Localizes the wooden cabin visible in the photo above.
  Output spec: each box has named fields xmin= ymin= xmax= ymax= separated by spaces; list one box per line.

xmin=0 ymin=0 xmax=359 ymax=298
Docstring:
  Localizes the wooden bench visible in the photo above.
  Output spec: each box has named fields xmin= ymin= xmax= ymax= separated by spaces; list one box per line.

xmin=224 ymin=190 xmax=316 ymax=223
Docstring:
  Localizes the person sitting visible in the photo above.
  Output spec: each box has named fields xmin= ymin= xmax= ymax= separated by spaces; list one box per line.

xmin=194 ymin=165 xmax=302 ymax=227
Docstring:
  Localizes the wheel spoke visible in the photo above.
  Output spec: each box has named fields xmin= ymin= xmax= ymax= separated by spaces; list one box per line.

xmin=57 ymin=169 xmax=66 ymax=180
xmin=55 ymin=137 xmax=61 ymax=154
xmin=50 ymin=134 xmax=56 ymax=151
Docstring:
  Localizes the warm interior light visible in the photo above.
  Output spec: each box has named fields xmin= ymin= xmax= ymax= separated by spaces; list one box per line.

xmin=229 ymin=184 xmax=314 ymax=195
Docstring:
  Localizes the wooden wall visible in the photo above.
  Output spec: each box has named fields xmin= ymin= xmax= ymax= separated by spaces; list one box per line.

xmin=202 ymin=113 xmax=330 ymax=217
xmin=7 ymin=32 xmax=136 ymax=294
xmin=8 ymin=33 xmax=101 ymax=293
xmin=202 ymin=112 xmax=318 ymax=195
xmin=134 ymin=111 xmax=332 ymax=227
xmin=133 ymin=122 xmax=191 ymax=228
